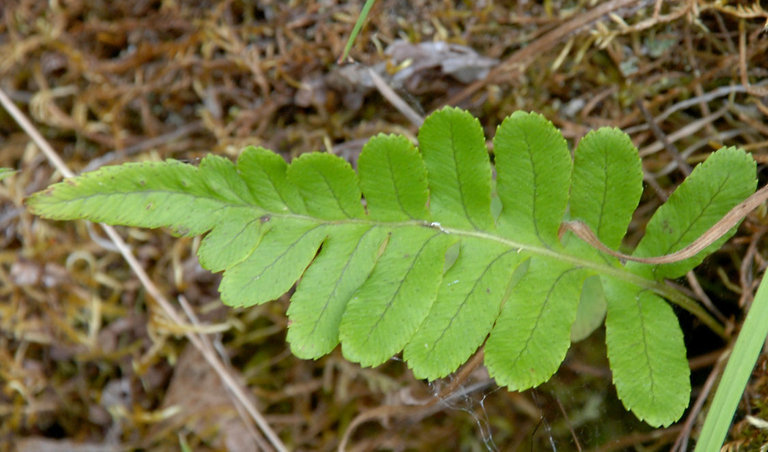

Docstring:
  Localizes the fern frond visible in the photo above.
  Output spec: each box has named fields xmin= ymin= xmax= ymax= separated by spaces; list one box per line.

xmin=27 ymin=107 xmax=757 ymax=427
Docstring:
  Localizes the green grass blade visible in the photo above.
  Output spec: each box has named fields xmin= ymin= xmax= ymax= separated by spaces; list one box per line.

xmin=339 ymin=0 xmax=377 ymax=63
xmin=695 ymin=273 xmax=768 ymax=450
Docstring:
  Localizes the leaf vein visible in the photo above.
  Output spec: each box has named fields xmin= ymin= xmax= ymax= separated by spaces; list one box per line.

xmin=316 ymin=167 xmax=357 ymax=218
xmin=385 ymin=150 xmax=414 ymax=220
xmin=264 ymin=168 xmax=296 ymax=212
xmin=522 ymin=130 xmax=545 ymax=245
xmin=424 ymin=249 xmax=514 ymax=359
xmin=362 ymin=232 xmax=442 ymax=346
xmin=507 ymin=266 xmax=580 ymax=368
xmin=307 ymin=226 xmax=377 ymax=338
xmin=448 ymin=121 xmax=480 ymax=230
xmin=239 ymin=224 xmax=325 ymax=293
xmin=598 ymin=141 xmax=609 ymax=240
xmin=636 ymin=290 xmax=657 ymax=407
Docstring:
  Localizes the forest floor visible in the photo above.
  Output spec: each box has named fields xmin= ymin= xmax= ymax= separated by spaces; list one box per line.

xmin=1 ymin=1 xmax=768 ymax=450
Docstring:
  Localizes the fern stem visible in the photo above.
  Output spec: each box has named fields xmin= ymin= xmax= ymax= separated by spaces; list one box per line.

xmin=266 ymin=212 xmax=726 ymax=338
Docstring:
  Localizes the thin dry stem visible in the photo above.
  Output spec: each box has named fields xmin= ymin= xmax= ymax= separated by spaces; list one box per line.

xmin=0 ymin=86 xmax=288 ymax=452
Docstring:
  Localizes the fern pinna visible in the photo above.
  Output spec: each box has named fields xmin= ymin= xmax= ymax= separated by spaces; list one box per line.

xmin=28 ymin=107 xmax=756 ymax=427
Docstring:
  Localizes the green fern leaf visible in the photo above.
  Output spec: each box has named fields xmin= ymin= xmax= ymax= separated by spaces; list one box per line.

xmin=404 ymin=239 xmax=521 ymax=379
xmin=340 ymin=228 xmax=455 ymax=367
xmin=287 ymin=152 xmax=365 ymax=220
xmin=288 ymin=225 xmax=388 ymax=359
xmin=29 ymin=157 xmax=249 ymax=236
xmin=494 ymin=111 xmax=571 ymax=245
xmin=236 ymin=146 xmax=305 ymax=213
xmin=570 ymin=275 xmax=607 ymax=342
xmin=357 ymin=134 xmax=429 ymax=221
xmin=485 ymin=258 xmax=588 ymax=390
xmin=27 ymin=107 xmax=758 ymax=427
xmin=603 ymin=278 xmax=690 ymax=427
xmin=219 ymin=221 xmax=326 ymax=307
xmin=630 ymin=146 xmax=757 ymax=279
xmin=568 ymin=127 xmax=644 ymax=341
xmin=419 ymin=107 xmax=493 ymax=230
xmin=570 ymin=128 xmax=644 ymax=249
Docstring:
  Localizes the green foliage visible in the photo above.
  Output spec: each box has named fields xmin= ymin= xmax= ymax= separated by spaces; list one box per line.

xmin=27 ymin=107 xmax=757 ymax=428
xmin=339 ymin=0 xmax=377 ymax=63
xmin=695 ymin=262 xmax=768 ymax=450
xmin=0 ymin=168 xmax=16 ymax=181
xmin=629 ymin=147 xmax=756 ymax=279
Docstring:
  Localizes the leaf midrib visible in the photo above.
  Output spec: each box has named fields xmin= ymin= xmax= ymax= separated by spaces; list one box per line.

xmin=307 ymin=226 xmax=378 ymax=338
xmin=256 ymin=212 xmax=677 ymax=302
xmin=37 ymin=187 xmax=699 ymax=323
xmin=635 ymin=290 xmax=658 ymax=409
xmin=506 ymin=267 xmax=580 ymax=371
xmin=448 ymin=119 xmax=482 ymax=230
xmin=36 ymin=188 xmax=254 ymax=211
xmin=361 ymin=231 xmax=442 ymax=347
xmin=648 ymin=175 xmax=730 ymax=278
xmin=423 ymin=248 xmax=516 ymax=359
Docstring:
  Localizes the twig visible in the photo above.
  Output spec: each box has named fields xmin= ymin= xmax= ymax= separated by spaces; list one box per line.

xmin=671 ymin=346 xmax=730 ymax=452
xmin=0 ymin=86 xmax=288 ymax=452
xmin=643 ymin=172 xmax=669 ymax=202
xmin=638 ymin=107 xmax=728 ymax=157
xmin=637 ymin=100 xmax=693 ymax=176
xmin=739 ymin=19 xmax=768 ymax=97
xmin=618 ymin=0 xmax=692 ymax=34
xmin=555 ymin=397 xmax=582 ymax=451
xmin=594 ymin=425 xmax=684 ymax=452
xmin=739 ymin=227 xmax=768 ymax=307
xmin=623 ymin=83 xmax=768 ymax=137
xmin=653 ymin=129 xmax=745 ymax=178
xmin=561 ymin=182 xmax=768 ymax=265
xmin=177 ymin=295 xmax=270 ymax=450
xmin=367 ymin=69 xmax=424 ymax=127
xmin=686 ymin=271 xmax=727 ymax=324
xmin=446 ymin=0 xmax=639 ymax=106
xmin=338 ymin=350 xmax=486 ymax=451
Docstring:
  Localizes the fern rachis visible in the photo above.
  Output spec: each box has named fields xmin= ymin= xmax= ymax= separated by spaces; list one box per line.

xmin=28 ymin=106 xmax=757 ymax=427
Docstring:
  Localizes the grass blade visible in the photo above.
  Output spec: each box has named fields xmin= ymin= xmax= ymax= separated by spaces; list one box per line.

xmin=338 ymin=0 xmax=377 ymax=63
xmin=695 ymin=273 xmax=768 ymax=450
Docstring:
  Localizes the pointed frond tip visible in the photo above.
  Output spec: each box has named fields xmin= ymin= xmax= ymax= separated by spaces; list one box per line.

xmin=27 ymin=107 xmax=758 ymax=427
